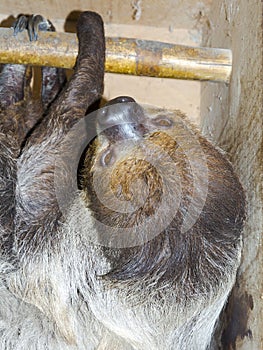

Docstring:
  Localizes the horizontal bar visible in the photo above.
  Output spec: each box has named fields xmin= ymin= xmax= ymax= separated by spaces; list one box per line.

xmin=0 ymin=27 xmax=232 ymax=82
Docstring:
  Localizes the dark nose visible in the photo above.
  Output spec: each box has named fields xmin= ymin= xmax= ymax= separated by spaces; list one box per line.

xmin=98 ymin=96 xmax=143 ymax=126
xmin=104 ymin=96 xmax=136 ymax=106
xmin=97 ymin=96 xmax=148 ymax=142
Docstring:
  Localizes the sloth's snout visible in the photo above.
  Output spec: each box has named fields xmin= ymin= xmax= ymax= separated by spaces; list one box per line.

xmin=97 ymin=96 xmax=148 ymax=142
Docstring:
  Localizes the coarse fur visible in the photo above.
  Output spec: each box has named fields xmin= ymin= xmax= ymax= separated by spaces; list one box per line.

xmin=0 ymin=11 xmax=245 ymax=350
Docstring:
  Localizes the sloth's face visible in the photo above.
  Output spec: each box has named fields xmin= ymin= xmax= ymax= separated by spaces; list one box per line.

xmin=75 ymin=98 xmax=245 ymax=289
xmin=78 ymin=97 xmax=244 ymax=257
xmin=81 ymin=100 xmax=190 ymax=229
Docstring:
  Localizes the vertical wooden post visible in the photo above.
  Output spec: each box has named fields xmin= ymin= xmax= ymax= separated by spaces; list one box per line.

xmin=201 ymin=1 xmax=263 ymax=349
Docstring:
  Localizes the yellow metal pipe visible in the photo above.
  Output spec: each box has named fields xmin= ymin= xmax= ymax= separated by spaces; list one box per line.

xmin=0 ymin=27 xmax=232 ymax=83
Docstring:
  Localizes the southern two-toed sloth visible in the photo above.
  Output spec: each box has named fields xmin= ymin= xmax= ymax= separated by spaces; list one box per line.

xmin=0 ymin=11 xmax=245 ymax=350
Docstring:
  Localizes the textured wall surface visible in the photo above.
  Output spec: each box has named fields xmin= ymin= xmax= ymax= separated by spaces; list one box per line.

xmin=0 ymin=0 xmax=212 ymax=28
xmin=201 ymin=1 xmax=263 ymax=349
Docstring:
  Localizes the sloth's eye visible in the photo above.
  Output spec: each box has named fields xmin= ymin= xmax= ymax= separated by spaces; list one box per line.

xmin=100 ymin=148 xmax=115 ymax=167
xmin=152 ymin=115 xmax=173 ymax=128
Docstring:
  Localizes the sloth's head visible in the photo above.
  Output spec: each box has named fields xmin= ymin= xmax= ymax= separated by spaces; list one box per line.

xmin=77 ymin=96 xmax=245 ymax=295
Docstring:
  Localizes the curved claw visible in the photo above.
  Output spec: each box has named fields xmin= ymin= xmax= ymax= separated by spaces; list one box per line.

xmin=13 ymin=15 xmax=28 ymax=35
xmin=13 ymin=14 xmax=51 ymax=41
xmin=28 ymin=15 xmax=52 ymax=41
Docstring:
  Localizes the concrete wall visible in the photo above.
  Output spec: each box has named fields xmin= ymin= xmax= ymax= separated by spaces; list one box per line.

xmin=201 ymin=1 xmax=263 ymax=349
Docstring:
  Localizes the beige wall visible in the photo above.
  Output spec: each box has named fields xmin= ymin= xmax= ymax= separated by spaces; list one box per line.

xmin=201 ymin=1 xmax=263 ymax=349
xmin=0 ymin=0 xmax=212 ymax=29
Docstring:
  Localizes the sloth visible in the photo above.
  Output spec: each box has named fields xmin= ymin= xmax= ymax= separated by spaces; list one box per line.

xmin=0 ymin=11 xmax=245 ymax=350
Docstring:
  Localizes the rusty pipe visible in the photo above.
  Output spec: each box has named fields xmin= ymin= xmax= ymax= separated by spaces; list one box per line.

xmin=0 ymin=27 xmax=232 ymax=82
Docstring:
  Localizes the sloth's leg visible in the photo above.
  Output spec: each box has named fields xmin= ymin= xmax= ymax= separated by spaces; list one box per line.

xmin=0 ymin=64 xmax=29 ymax=109
xmin=13 ymin=14 xmax=67 ymax=113
xmin=0 ymin=15 xmax=66 ymax=145
xmin=27 ymin=11 xmax=105 ymax=144
xmin=16 ymin=11 xmax=105 ymax=248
